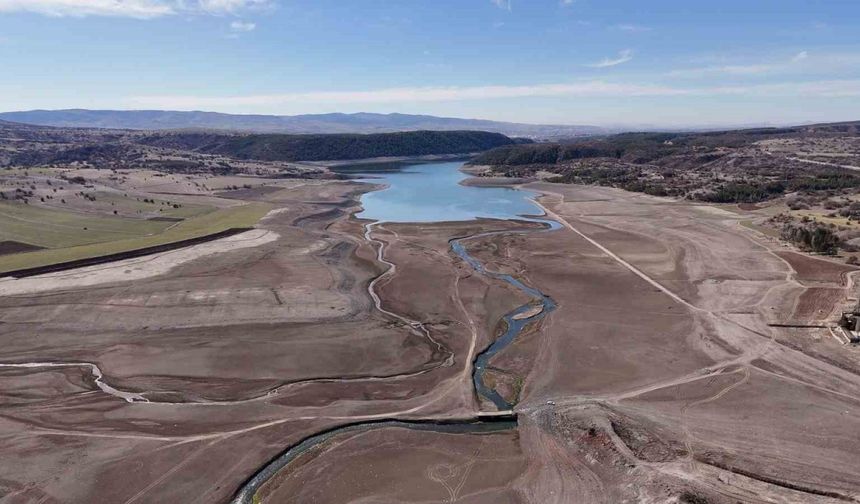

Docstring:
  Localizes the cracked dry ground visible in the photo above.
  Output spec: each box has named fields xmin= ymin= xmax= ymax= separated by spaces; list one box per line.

xmin=2 ymin=179 xmax=860 ymax=504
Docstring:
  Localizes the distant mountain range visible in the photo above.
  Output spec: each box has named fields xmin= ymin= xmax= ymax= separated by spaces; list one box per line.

xmin=0 ymin=109 xmax=607 ymax=139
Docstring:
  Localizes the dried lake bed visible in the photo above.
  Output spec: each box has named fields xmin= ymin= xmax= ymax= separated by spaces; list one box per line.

xmin=1 ymin=161 xmax=859 ymax=503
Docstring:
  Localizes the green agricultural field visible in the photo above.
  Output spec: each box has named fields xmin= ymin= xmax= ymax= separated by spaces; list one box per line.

xmin=0 ymin=202 xmax=271 ymax=273
xmin=0 ymin=201 xmax=172 ymax=248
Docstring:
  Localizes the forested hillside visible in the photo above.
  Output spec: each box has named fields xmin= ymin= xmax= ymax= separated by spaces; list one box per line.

xmin=138 ymin=130 xmax=520 ymax=161
xmin=0 ymin=120 xmax=521 ymax=170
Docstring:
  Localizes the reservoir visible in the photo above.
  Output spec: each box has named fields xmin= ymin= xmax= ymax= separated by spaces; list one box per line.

xmin=334 ymin=160 xmax=544 ymax=222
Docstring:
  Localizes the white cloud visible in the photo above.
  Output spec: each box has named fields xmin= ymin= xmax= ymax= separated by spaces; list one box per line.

xmin=230 ymin=20 xmax=255 ymax=32
xmin=615 ymin=23 xmax=650 ymax=32
xmin=668 ymin=63 xmax=776 ymax=77
xmin=491 ymin=0 xmax=511 ymax=11
xmin=588 ymin=49 xmax=633 ymax=68
xmin=0 ymin=0 xmax=271 ymax=18
xmin=0 ymin=0 xmax=175 ymax=18
xmin=128 ymin=82 xmax=683 ymax=109
xmin=709 ymin=80 xmax=860 ymax=97
xmin=559 ymin=0 xmax=575 ymax=5
xmin=126 ymin=79 xmax=860 ymax=110
xmin=668 ymin=50 xmax=860 ymax=79
xmin=198 ymin=0 xmax=269 ymax=15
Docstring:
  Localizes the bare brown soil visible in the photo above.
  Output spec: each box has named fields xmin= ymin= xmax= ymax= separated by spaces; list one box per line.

xmin=3 ymin=173 xmax=860 ymax=504
xmin=0 ymin=176 xmax=536 ymax=503
xmin=235 ymin=181 xmax=860 ymax=504
xmin=257 ymin=427 xmax=526 ymax=504
xmin=793 ymin=287 xmax=845 ymax=321
xmin=776 ymin=250 xmax=858 ymax=285
xmin=507 ymin=184 xmax=860 ymax=503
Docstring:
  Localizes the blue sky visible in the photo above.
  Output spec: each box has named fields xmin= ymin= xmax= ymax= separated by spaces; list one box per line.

xmin=0 ymin=0 xmax=858 ymax=127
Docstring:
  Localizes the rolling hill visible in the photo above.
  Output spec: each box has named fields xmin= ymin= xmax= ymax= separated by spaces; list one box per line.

xmin=0 ymin=120 xmax=521 ymax=167
xmin=136 ymin=130 xmax=521 ymax=161
xmin=0 ymin=109 xmax=605 ymax=139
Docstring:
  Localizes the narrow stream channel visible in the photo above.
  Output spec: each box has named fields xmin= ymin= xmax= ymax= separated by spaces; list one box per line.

xmin=450 ymin=222 xmax=560 ymax=410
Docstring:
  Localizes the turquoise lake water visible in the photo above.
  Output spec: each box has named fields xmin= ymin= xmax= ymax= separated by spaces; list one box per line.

xmin=338 ymin=160 xmax=543 ymax=223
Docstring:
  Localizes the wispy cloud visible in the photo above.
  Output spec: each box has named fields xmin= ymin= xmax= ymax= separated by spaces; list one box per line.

xmin=668 ymin=63 xmax=776 ymax=77
xmin=0 ymin=0 xmax=174 ymax=18
xmin=614 ymin=23 xmax=650 ymax=32
xmin=128 ymin=82 xmax=686 ymax=109
xmin=559 ymin=0 xmax=575 ymax=6
xmin=230 ymin=20 xmax=255 ymax=32
xmin=491 ymin=0 xmax=511 ymax=11
xmin=588 ymin=49 xmax=633 ymax=68
xmin=668 ymin=50 xmax=832 ymax=78
xmin=0 ymin=0 xmax=271 ymax=19
xmin=127 ymin=79 xmax=860 ymax=110
xmin=708 ymin=80 xmax=860 ymax=97
xmin=198 ymin=0 xmax=270 ymax=15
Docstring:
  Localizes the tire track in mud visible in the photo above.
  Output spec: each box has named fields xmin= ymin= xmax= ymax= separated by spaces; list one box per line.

xmin=0 ymin=214 xmax=458 ymax=406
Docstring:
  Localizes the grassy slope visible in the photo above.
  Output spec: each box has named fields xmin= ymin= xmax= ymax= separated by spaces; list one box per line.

xmin=0 ymin=193 xmax=215 ymax=248
xmin=92 ymin=192 xmax=214 ymax=219
xmin=0 ymin=202 xmax=171 ymax=248
xmin=0 ymin=202 xmax=271 ymax=273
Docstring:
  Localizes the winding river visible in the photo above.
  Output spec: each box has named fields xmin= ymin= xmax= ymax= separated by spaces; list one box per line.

xmin=451 ymin=236 xmax=558 ymax=409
